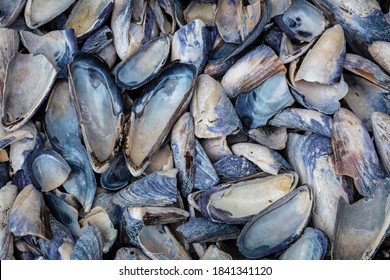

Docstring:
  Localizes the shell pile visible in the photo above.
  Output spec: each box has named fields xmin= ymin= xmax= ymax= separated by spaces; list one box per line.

xmin=1 ymin=0 xmax=390 ymax=260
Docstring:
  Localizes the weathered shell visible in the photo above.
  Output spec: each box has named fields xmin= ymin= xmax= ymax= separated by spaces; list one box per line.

xmin=279 ymin=228 xmax=328 ymax=260
xmin=194 ymin=139 xmax=220 ymax=190
xmin=64 ymin=0 xmax=114 ymax=39
xmin=237 ymin=185 xmax=313 ymax=259
xmin=332 ymin=108 xmax=385 ymax=197
xmin=199 ymin=172 xmax=298 ymax=224
xmin=171 ymin=19 xmax=212 ymax=72
xmin=333 ymin=178 xmax=390 ymax=260
xmin=111 ymin=0 xmax=133 ymax=60
xmin=115 ymin=35 xmax=170 ymax=90
xmin=368 ymin=41 xmax=390 ymax=75
xmin=0 ymin=28 xmax=19 ymax=95
xmin=79 ymin=207 xmax=117 ymax=254
xmin=2 ymin=53 xmax=57 ymax=132
xmin=372 ymin=112 xmax=390 ymax=175
xmin=44 ymin=192 xmax=81 ymax=238
xmin=312 ymin=0 xmax=390 ymax=56
xmin=295 ymin=25 xmax=345 ymax=85
xmin=274 ymin=0 xmax=326 ymax=42
xmin=190 ymin=74 xmax=242 ymax=139
xmin=69 ymin=53 xmax=123 ymax=173
xmin=231 ymin=143 xmax=291 ymax=175
xmin=124 ymin=63 xmax=196 ymax=176
xmin=200 ymin=137 xmax=232 ymax=163
xmin=235 ymin=72 xmax=294 ymax=128
xmin=221 ymin=44 xmax=286 ymax=99
xmin=25 ymin=149 xmax=71 ymax=192
xmin=270 ymin=108 xmax=332 ymax=138
xmin=127 ymin=207 xmax=189 ymax=226
xmin=213 ymin=155 xmax=260 ymax=182
xmin=279 ymin=33 xmax=317 ymax=64
xmin=343 ymin=73 xmax=390 ymax=132
xmin=20 ymin=29 xmax=78 ymax=78
xmin=343 ymin=53 xmax=390 ymax=91
xmin=247 ymin=126 xmax=287 ymax=150
xmin=9 ymin=185 xmax=51 ymax=240
xmin=45 ymin=80 xmax=96 ymax=212
xmin=92 ymin=188 xmax=121 ymax=226
xmin=137 ymin=225 xmax=191 ymax=260
xmin=215 ymin=0 xmax=261 ymax=44
xmin=171 ymin=112 xmax=195 ymax=197
xmin=146 ymin=144 xmax=174 ymax=173
xmin=286 ymin=133 xmax=352 ymax=242
xmin=113 ymin=169 xmax=178 ymax=208
xmin=70 ymin=224 xmax=103 ymax=260
xmin=24 ymin=0 xmax=75 ymax=29
xmin=176 ymin=217 xmax=241 ymax=243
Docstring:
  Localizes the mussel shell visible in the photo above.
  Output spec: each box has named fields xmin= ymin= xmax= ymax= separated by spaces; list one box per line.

xmin=2 ymin=53 xmax=57 ymax=132
xmin=183 ymin=1 xmax=216 ymax=24
xmin=235 ymin=72 xmax=294 ymax=128
xmin=200 ymin=245 xmax=232 ymax=260
xmin=70 ymin=224 xmax=103 ymax=260
xmin=171 ymin=19 xmax=212 ymax=72
xmin=112 ymin=169 xmax=178 ymax=208
xmin=24 ymin=0 xmax=75 ymax=29
xmin=64 ymin=0 xmax=114 ymax=40
xmin=0 ymin=184 xmax=18 ymax=259
xmin=270 ymin=108 xmax=332 ymax=138
xmin=372 ymin=112 xmax=390 ymax=175
xmin=137 ymin=225 xmax=191 ymax=260
xmin=25 ymin=149 xmax=71 ymax=192
xmin=333 ymin=178 xmax=390 ymax=260
xmin=213 ymin=155 xmax=260 ymax=182
xmin=0 ymin=28 xmax=19 ymax=94
xmin=190 ymin=74 xmax=242 ymax=139
xmin=274 ymin=0 xmax=326 ymax=42
xmin=127 ymin=206 xmax=189 ymax=226
xmin=124 ymin=63 xmax=196 ymax=176
xmin=69 ymin=53 xmax=123 ymax=173
xmin=199 ymin=172 xmax=298 ymax=224
xmin=111 ymin=0 xmax=133 ymax=60
xmin=115 ymin=247 xmax=151 ymax=260
xmin=194 ymin=139 xmax=220 ymax=190
xmin=100 ymin=154 xmax=131 ymax=191
xmin=20 ymin=29 xmax=78 ymax=78
xmin=9 ymin=185 xmax=51 ymax=240
xmin=221 ymin=44 xmax=286 ymax=99
xmin=368 ymin=41 xmax=390 ymax=75
xmin=279 ymin=227 xmax=328 ymax=260
xmin=237 ymin=185 xmax=313 ymax=259
xmin=0 ymin=0 xmax=26 ymax=27
xmin=247 ymin=126 xmax=287 ymax=150
xmin=115 ymin=35 xmax=170 ymax=90
xmin=176 ymin=217 xmax=241 ymax=243
xmin=332 ymin=108 xmax=385 ymax=197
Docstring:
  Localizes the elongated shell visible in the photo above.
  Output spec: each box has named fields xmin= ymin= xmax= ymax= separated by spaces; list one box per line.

xmin=115 ymin=35 xmax=170 ymax=90
xmin=24 ymin=0 xmax=75 ymax=29
xmin=332 ymin=108 xmax=385 ymax=197
xmin=2 ymin=53 xmax=57 ymax=132
xmin=124 ymin=63 xmax=196 ymax=176
xmin=0 ymin=184 xmax=18 ymax=259
xmin=237 ymin=185 xmax=313 ymax=259
xmin=368 ymin=41 xmax=390 ymax=75
xmin=199 ymin=172 xmax=298 ymax=224
xmin=0 ymin=0 xmax=26 ymax=27
xmin=69 ymin=53 xmax=123 ymax=173
xmin=111 ymin=0 xmax=133 ymax=60
xmin=113 ymin=169 xmax=178 ymax=208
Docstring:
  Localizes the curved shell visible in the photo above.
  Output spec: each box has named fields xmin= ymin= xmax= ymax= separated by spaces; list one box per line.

xmin=247 ymin=126 xmax=287 ymax=150
xmin=199 ymin=172 xmax=298 ymax=224
xmin=190 ymin=74 xmax=242 ymax=139
xmin=64 ymin=0 xmax=114 ymax=39
xmin=372 ymin=112 xmax=390 ymax=175
xmin=213 ymin=155 xmax=260 ymax=182
xmin=69 ymin=53 xmax=123 ymax=173
xmin=0 ymin=0 xmax=26 ymax=27
xmin=100 ymin=154 xmax=131 ymax=191
xmin=2 ymin=53 xmax=57 ymax=132
xmin=237 ymin=185 xmax=313 ymax=259
xmin=368 ymin=41 xmax=390 ymax=75
xmin=115 ymin=35 xmax=170 ymax=90
xmin=124 ymin=63 xmax=196 ymax=176
xmin=24 ymin=0 xmax=75 ymax=29
xmin=70 ymin=225 xmax=103 ymax=260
